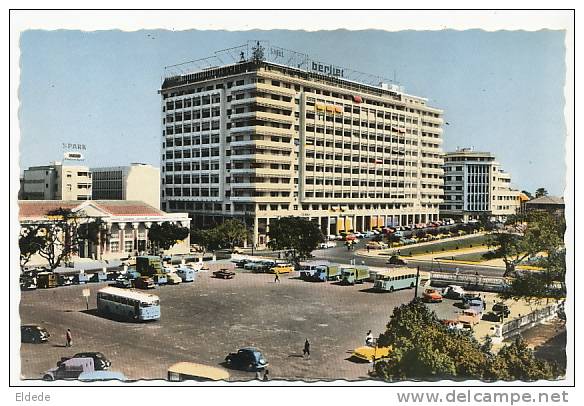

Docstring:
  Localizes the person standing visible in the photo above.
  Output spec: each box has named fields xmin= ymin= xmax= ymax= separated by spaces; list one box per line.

xmin=263 ymin=368 xmax=270 ymax=381
xmin=365 ymin=330 xmax=374 ymax=346
xmin=65 ymin=329 xmax=72 ymax=347
xmin=367 ymin=245 xmax=370 ymax=253
xmin=303 ymin=338 xmax=311 ymax=359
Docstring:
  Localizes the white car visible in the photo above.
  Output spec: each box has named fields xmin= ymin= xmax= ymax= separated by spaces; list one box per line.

xmin=318 ymin=241 xmax=337 ymax=249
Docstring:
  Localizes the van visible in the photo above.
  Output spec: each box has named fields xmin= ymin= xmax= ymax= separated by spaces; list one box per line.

xmin=176 ymin=267 xmax=196 ymax=282
xmin=43 ymin=357 xmax=95 ymax=381
xmin=312 ymin=265 xmax=341 ymax=282
xmin=340 ymin=267 xmax=370 ymax=285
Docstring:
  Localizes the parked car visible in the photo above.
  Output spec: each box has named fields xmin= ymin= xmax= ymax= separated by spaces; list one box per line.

xmin=43 ymin=357 xmax=94 ymax=381
xmin=441 ymin=319 xmax=464 ymax=330
xmin=109 ymin=278 xmax=132 ymax=289
xmin=458 ymin=309 xmax=481 ymax=328
xmin=366 ymin=241 xmax=388 ymax=250
xmin=78 ymin=370 xmax=126 ymax=381
xmin=492 ymin=302 xmax=511 ymax=318
xmin=442 ymin=285 xmax=465 ymax=299
xmin=132 ymin=276 xmax=156 ymax=289
xmin=21 ymin=325 xmax=50 ymax=343
xmin=351 ymin=340 xmax=391 ymax=362
xmin=232 ymin=258 xmax=250 ymax=268
xmin=269 ymin=264 xmax=294 ymax=274
xmin=387 ymin=255 xmax=407 ymax=265
xmin=422 ymin=289 xmax=443 ymax=303
xmin=59 ymin=352 xmax=111 ymax=371
xmin=213 ymin=269 xmax=236 ymax=279
xmin=353 ymin=232 xmax=364 ymax=238
xmin=20 ymin=275 xmax=37 ymax=291
xmin=176 ymin=267 xmax=196 ymax=282
xmin=165 ymin=272 xmax=182 ymax=285
xmin=482 ymin=311 xmax=504 ymax=322
xmin=318 ymin=241 xmax=337 ymax=249
xmin=225 ymin=347 xmax=268 ymax=371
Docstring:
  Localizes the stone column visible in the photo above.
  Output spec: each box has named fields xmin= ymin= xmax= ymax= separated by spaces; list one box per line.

xmin=118 ymin=222 xmax=127 ymax=254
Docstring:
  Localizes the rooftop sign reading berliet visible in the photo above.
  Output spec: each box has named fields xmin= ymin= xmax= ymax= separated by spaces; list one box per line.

xmin=164 ymin=40 xmax=398 ymax=89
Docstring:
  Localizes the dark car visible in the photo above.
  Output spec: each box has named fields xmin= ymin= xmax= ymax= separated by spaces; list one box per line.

xmin=387 ymin=255 xmax=407 ymax=265
xmin=109 ymin=278 xmax=132 ymax=289
xmin=225 ymin=347 xmax=268 ymax=371
xmin=21 ymin=325 xmax=50 ymax=343
xmin=132 ymin=276 xmax=156 ymax=289
xmin=59 ymin=352 xmax=111 ymax=371
xmin=492 ymin=302 xmax=511 ymax=318
xmin=213 ymin=269 xmax=236 ymax=279
xmin=482 ymin=311 xmax=504 ymax=322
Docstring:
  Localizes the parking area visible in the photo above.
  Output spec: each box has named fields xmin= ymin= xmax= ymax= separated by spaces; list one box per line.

xmin=20 ymin=271 xmax=417 ymax=381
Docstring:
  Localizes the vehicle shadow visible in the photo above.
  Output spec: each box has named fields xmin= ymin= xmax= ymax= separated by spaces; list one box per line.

xmin=51 ymin=344 xmax=69 ymax=348
xmin=358 ymin=288 xmax=385 ymax=294
xmin=79 ymin=309 xmax=140 ymax=324
xmin=287 ymin=354 xmax=304 ymax=358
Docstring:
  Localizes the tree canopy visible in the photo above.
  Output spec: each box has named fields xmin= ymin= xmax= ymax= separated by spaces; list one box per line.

xmin=372 ymin=300 xmax=560 ymax=382
xmin=535 ymin=188 xmax=549 ymax=198
xmin=148 ymin=222 xmax=190 ymax=252
xmin=267 ymin=216 xmax=324 ymax=264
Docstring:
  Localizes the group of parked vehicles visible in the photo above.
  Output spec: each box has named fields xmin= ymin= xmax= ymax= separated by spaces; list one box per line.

xmin=232 ymin=257 xmax=295 ymax=274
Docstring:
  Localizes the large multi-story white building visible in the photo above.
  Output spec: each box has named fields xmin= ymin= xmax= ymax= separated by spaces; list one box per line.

xmin=21 ymin=162 xmax=92 ymax=201
xmin=440 ymin=148 xmax=521 ymax=221
xmin=160 ymin=43 xmax=444 ymax=245
xmin=91 ymin=163 xmax=161 ymax=209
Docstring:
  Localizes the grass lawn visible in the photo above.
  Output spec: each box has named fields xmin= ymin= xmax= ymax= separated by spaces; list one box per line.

xmin=435 ymin=251 xmax=492 ymax=262
xmin=396 ymin=234 xmax=491 ymax=257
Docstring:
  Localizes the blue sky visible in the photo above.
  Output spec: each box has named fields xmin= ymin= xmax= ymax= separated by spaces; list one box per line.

xmin=18 ymin=29 xmax=567 ymax=195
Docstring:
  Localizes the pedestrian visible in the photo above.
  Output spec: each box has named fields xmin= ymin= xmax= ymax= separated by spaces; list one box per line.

xmin=255 ymin=369 xmax=263 ymax=380
xmin=365 ymin=330 xmax=374 ymax=346
xmin=65 ymin=328 xmax=72 ymax=347
xmin=303 ymin=338 xmax=311 ymax=359
xmin=367 ymin=246 xmax=370 ymax=253
xmin=263 ymin=368 xmax=270 ymax=381
xmin=274 ymin=271 xmax=280 ymax=283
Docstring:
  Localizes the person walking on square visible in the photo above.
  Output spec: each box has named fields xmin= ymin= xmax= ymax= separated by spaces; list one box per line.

xmin=274 ymin=271 xmax=280 ymax=283
xmin=303 ymin=338 xmax=311 ymax=359
xmin=263 ymin=368 xmax=270 ymax=381
xmin=65 ymin=329 xmax=72 ymax=347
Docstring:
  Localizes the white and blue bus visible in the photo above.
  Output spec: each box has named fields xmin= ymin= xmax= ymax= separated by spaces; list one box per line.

xmin=373 ymin=268 xmax=418 ymax=292
xmin=97 ymin=287 xmax=160 ymax=321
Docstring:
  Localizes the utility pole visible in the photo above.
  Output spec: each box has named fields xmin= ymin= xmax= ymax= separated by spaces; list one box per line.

xmin=413 ymin=266 xmax=420 ymax=301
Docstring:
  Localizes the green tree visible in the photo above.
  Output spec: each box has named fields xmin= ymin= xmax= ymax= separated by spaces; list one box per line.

xmin=267 ymin=216 xmax=324 ymax=265
xmin=190 ymin=228 xmax=222 ymax=253
xmin=521 ymin=190 xmax=533 ymax=199
xmin=484 ymin=337 xmax=556 ymax=381
xmin=216 ymin=219 xmax=248 ymax=252
xmin=373 ymin=300 xmax=560 ymax=382
xmin=148 ymin=222 xmax=190 ymax=252
xmin=19 ymin=228 xmax=47 ymax=268
xmin=535 ymin=188 xmax=549 ymax=198
xmin=19 ymin=208 xmax=88 ymax=270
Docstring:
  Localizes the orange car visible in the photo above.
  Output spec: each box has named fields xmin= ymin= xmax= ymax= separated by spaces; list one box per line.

xmin=422 ymin=288 xmax=443 ymax=303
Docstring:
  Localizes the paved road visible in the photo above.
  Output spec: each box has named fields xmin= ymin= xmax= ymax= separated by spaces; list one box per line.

xmin=312 ymin=244 xmax=506 ymax=277
xmin=20 ymin=272 xmax=419 ymax=382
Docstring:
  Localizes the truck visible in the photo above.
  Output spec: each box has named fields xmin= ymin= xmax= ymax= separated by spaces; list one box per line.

xmin=297 ymin=261 xmax=329 ymax=280
xmin=36 ymin=272 xmax=57 ymax=289
xmin=136 ymin=256 xmax=163 ymax=277
xmin=339 ymin=266 xmax=370 ymax=285
xmin=311 ymin=264 xmax=341 ymax=282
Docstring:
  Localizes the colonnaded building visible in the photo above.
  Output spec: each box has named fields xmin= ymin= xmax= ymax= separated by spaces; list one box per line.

xmin=160 ymin=42 xmax=444 ymax=245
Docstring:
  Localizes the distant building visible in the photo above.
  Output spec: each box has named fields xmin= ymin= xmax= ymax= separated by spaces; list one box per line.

xmin=91 ymin=163 xmax=161 ymax=209
xmin=440 ymin=148 xmax=521 ymax=222
xmin=18 ymin=200 xmax=190 ymax=265
xmin=21 ymin=162 xmax=92 ymax=201
xmin=523 ymin=195 xmax=565 ymax=217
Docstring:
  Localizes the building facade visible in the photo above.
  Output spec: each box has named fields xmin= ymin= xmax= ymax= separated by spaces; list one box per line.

xmin=522 ymin=195 xmax=565 ymax=217
xmin=160 ymin=45 xmax=444 ymax=245
xmin=21 ymin=162 xmax=92 ymax=201
xmin=19 ymin=200 xmax=191 ymax=266
xmin=91 ymin=163 xmax=161 ymax=209
xmin=440 ymin=148 xmax=521 ymax=222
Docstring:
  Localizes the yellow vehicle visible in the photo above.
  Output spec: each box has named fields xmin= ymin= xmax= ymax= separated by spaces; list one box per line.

xmin=167 ymin=362 xmax=230 ymax=382
xmin=352 ymin=343 xmax=391 ymax=362
xmin=269 ymin=264 xmax=294 ymax=274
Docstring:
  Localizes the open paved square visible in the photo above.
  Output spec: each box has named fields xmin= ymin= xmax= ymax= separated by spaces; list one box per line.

xmin=20 ymin=271 xmax=418 ymax=382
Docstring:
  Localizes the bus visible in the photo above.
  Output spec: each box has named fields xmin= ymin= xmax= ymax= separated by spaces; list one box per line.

xmin=373 ymin=268 xmax=418 ymax=292
xmin=167 ymin=362 xmax=230 ymax=382
xmin=96 ymin=287 xmax=160 ymax=321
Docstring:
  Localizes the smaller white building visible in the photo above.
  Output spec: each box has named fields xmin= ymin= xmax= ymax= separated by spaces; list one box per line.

xmin=21 ymin=162 xmax=92 ymax=201
xmin=91 ymin=163 xmax=160 ymax=209
xmin=440 ymin=148 xmax=521 ymax=222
